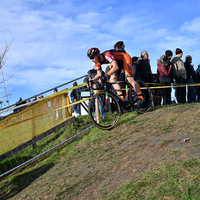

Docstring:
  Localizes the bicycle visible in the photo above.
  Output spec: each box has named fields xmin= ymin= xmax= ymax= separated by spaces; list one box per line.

xmin=88 ymin=79 xmax=153 ymax=130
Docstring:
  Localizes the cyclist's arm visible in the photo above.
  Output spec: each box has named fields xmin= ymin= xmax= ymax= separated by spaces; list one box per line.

xmin=106 ymin=60 xmax=119 ymax=76
xmin=90 ymin=62 xmax=102 ymax=82
xmin=92 ymin=70 xmax=102 ymax=82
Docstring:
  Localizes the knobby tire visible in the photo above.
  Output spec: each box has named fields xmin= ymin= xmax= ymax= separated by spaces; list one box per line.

xmin=129 ymin=80 xmax=153 ymax=114
xmin=88 ymin=91 xmax=121 ymax=130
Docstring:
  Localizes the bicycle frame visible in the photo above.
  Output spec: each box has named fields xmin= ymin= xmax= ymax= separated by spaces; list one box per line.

xmin=89 ymin=79 xmax=152 ymax=130
xmin=98 ymin=80 xmax=135 ymax=109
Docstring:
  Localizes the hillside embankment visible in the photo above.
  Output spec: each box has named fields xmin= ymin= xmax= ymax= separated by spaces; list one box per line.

xmin=1 ymin=103 xmax=200 ymax=199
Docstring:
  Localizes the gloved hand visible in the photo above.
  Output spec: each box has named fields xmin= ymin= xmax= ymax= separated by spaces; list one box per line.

xmin=87 ymin=79 xmax=93 ymax=87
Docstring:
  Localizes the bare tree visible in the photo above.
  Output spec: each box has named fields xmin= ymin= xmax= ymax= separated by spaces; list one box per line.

xmin=0 ymin=38 xmax=13 ymax=107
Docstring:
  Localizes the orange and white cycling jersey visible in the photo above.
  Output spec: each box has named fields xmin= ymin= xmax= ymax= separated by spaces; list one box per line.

xmin=95 ymin=49 xmax=133 ymax=76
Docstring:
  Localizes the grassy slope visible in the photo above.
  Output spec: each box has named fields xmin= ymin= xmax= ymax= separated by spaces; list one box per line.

xmin=1 ymin=103 xmax=200 ymax=199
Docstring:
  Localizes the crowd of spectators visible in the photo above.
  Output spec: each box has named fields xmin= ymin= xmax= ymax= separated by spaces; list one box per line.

xmin=126 ymin=46 xmax=199 ymax=105
xmin=14 ymin=94 xmax=45 ymax=114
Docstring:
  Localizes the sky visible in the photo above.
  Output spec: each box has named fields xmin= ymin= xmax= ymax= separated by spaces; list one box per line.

xmin=1 ymin=0 xmax=200 ymax=107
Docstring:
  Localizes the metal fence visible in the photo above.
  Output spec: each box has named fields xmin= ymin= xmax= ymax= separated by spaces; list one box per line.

xmin=0 ymin=75 xmax=93 ymax=178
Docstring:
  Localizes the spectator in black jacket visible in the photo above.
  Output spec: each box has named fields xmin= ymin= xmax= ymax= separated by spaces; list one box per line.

xmin=132 ymin=56 xmax=141 ymax=81
xmin=138 ymin=51 xmax=153 ymax=83
xmin=196 ymin=64 xmax=200 ymax=102
xmin=70 ymin=81 xmax=81 ymax=117
xmin=184 ymin=55 xmax=196 ymax=103
xmin=165 ymin=50 xmax=174 ymax=104
xmin=13 ymin=97 xmax=26 ymax=113
xmin=165 ymin=50 xmax=174 ymax=82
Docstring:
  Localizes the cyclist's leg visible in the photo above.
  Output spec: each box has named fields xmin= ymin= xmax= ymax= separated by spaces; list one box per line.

xmin=130 ymin=80 xmax=152 ymax=113
xmin=124 ymin=70 xmax=143 ymax=101
xmin=121 ymin=53 xmax=138 ymax=92
xmin=126 ymin=76 xmax=141 ymax=94
xmin=122 ymin=53 xmax=144 ymax=104
xmin=110 ymin=73 xmax=125 ymax=100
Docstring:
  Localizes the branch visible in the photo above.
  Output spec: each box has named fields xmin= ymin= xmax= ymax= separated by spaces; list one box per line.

xmin=0 ymin=38 xmax=14 ymax=70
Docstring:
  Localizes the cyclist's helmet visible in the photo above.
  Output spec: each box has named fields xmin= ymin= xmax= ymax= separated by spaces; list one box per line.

xmin=87 ymin=48 xmax=100 ymax=59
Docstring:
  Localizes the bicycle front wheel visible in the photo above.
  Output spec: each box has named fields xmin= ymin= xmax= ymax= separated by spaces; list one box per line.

xmin=129 ymin=80 xmax=153 ymax=114
xmin=88 ymin=91 xmax=121 ymax=130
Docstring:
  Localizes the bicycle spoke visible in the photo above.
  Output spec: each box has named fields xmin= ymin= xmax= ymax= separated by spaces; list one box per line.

xmin=129 ymin=80 xmax=152 ymax=113
xmin=89 ymin=92 xmax=121 ymax=130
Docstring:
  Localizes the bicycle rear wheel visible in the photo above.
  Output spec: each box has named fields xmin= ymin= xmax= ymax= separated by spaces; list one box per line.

xmin=129 ymin=80 xmax=152 ymax=114
xmin=88 ymin=91 xmax=121 ymax=130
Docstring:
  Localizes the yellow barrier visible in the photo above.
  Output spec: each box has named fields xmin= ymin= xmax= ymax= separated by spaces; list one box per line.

xmin=0 ymin=90 xmax=72 ymax=155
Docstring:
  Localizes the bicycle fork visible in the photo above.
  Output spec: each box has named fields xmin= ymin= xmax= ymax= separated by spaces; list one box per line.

xmin=104 ymin=92 xmax=110 ymax=112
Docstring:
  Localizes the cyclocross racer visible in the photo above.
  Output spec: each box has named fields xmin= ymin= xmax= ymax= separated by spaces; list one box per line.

xmin=87 ymin=47 xmax=144 ymax=106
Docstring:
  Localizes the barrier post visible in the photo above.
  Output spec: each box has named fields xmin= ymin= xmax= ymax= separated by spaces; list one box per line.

xmin=62 ymin=93 xmax=67 ymax=119
xmin=94 ymin=84 xmax=100 ymax=123
xmin=66 ymin=92 xmax=72 ymax=116
xmin=31 ymin=107 xmax=36 ymax=148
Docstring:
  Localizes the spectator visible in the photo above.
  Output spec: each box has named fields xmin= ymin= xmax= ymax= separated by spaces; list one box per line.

xmin=196 ymin=64 xmax=200 ymax=80
xmin=54 ymin=88 xmax=58 ymax=93
xmin=32 ymin=96 xmax=37 ymax=101
xmin=171 ymin=48 xmax=187 ymax=103
xmin=70 ymin=81 xmax=81 ymax=117
xmin=138 ymin=51 xmax=153 ymax=83
xmin=165 ymin=50 xmax=174 ymax=103
xmin=157 ymin=55 xmax=172 ymax=105
xmin=184 ymin=55 xmax=196 ymax=103
xmin=13 ymin=97 xmax=26 ymax=113
xmin=165 ymin=50 xmax=174 ymax=81
xmin=114 ymin=41 xmax=126 ymax=52
xmin=23 ymin=99 xmax=31 ymax=108
xmin=132 ymin=56 xmax=141 ymax=81
xmin=113 ymin=41 xmax=126 ymax=94
xmin=165 ymin=50 xmax=173 ymax=61
xmin=196 ymin=64 xmax=200 ymax=102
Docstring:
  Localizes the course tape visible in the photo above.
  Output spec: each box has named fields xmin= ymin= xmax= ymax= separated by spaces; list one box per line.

xmin=56 ymin=97 xmax=91 ymax=110
xmin=148 ymin=83 xmax=200 ymax=89
xmin=64 ymin=81 xmax=200 ymax=106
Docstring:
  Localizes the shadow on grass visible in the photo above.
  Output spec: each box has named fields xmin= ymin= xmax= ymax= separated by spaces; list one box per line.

xmin=0 ymin=163 xmax=54 ymax=200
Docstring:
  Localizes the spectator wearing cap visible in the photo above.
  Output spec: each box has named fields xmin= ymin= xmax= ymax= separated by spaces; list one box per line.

xmin=184 ymin=55 xmax=196 ymax=103
xmin=165 ymin=50 xmax=173 ymax=61
xmin=171 ymin=48 xmax=187 ymax=103
xmin=138 ymin=51 xmax=153 ymax=83
xmin=132 ymin=56 xmax=141 ymax=81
